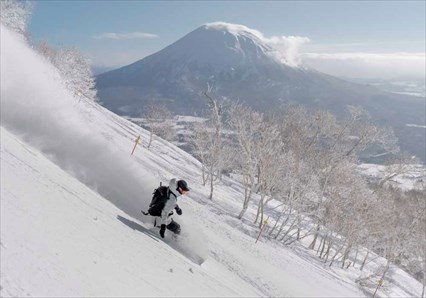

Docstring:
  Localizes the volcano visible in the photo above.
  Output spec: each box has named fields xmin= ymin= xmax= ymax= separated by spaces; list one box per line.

xmin=96 ymin=22 xmax=425 ymax=162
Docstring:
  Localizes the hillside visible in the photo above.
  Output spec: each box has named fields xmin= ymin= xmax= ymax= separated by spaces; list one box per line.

xmin=1 ymin=24 xmax=423 ymax=297
xmin=1 ymin=126 xmax=259 ymax=297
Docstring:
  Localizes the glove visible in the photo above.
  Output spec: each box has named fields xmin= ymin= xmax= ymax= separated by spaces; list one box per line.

xmin=159 ymin=224 xmax=166 ymax=238
xmin=175 ymin=206 xmax=182 ymax=215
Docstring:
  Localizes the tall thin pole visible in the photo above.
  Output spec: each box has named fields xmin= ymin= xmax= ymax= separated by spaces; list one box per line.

xmin=255 ymin=216 xmax=269 ymax=244
xmin=131 ymin=135 xmax=141 ymax=155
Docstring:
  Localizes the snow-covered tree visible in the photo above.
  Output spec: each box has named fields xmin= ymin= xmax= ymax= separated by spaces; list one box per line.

xmin=376 ymin=155 xmax=418 ymax=190
xmin=193 ymin=98 xmax=422 ymax=289
xmin=251 ymin=120 xmax=283 ymax=227
xmin=143 ymin=102 xmax=174 ymax=149
xmin=189 ymin=90 xmax=228 ymax=200
xmin=38 ymin=44 xmax=97 ymax=102
xmin=302 ymin=106 xmax=399 ymax=251
xmin=0 ymin=0 xmax=32 ymax=35
xmin=228 ymin=103 xmax=263 ymax=218
xmin=342 ymin=106 xmax=399 ymax=158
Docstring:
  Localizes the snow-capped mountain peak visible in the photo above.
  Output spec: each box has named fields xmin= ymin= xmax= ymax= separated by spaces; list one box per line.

xmin=203 ymin=22 xmax=267 ymax=44
xmin=153 ymin=22 xmax=278 ymax=70
xmin=201 ymin=22 xmax=309 ymax=68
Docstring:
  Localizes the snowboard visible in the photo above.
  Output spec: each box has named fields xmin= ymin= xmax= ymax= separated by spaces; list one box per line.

xmin=139 ymin=217 xmax=205 ymax=266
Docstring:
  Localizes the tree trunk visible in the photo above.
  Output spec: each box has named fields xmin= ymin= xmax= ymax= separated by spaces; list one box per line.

xmin=279 ymin=216 xmax=298 ymax=242
xmin=269 ymin=206 xmax=285 ymax=236
xmin=274 ymin=206 xmax=292 ymax=239
xmin=201 ymin=166 xmax=206 ymax=186
xmin=238 ymin=186 xmax=252 ymax=219
xmin=324 ymin=240 xmax=333 ymax=262
xmin=360 ymin=251 xmax=369 ymax=271
xmin=273 ymin=189 xmax=293 ymax=237
xmin=274 ymin=216 xmax=288 ymax=239
xmin=147 ymin=130 xmax=153 ymax=149
xmin=319 ymin=233 xmax=328 ymax=258
xmin=254 ymin=195 xmax=264 ymax=224
xmin=353 ymin=248 xmax=358 ymax=268
xmin=341 ymin=245 xmax=352 ymax=269
xmin=258 ymin=196 xmax=266 ymax=229
xmin=208 ymin=169 xmax=214 ymax=200
xmin=329 ymin=243 xmax=345 ymax=267
xmin=373 ymin=260 xmax=390 ymax=298
xmin=238 ymin=198 xmax=249 ymax=219
xmin=309 ymin=225 xmax=320 ymax=250
xmin=317 ymin=236 xmax=324 ymax=255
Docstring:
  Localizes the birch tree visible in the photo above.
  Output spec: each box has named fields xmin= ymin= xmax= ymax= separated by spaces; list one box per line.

xmin=189 ymin=90 xmax=227 ymax=200
xmin=376 ymin=155 xmax=418 ymax=190
xmin=144 ymin=103 xmax=174 ymax=149
xmin=228 ymin=103 xmax=263 ymax=218
xmin=252 ymin=120 xmax=283 ymax=227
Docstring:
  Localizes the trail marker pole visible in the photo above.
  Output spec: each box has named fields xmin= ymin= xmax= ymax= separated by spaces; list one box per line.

xmin=255 ymin=216 xmax=269 ymax=244
xmin=131 ymin=135 xmax=141 ymax=155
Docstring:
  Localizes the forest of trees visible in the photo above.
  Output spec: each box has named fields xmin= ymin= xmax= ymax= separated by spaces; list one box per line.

xmin=189 ymin=91 xmax=425 ymax=296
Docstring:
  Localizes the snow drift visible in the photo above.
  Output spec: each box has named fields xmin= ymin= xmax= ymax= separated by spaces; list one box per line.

xmin=1 ymin=25 xmax=156 ymax=219
xmin=1 ymin=22 xmax=210 ymax=268
xmin=1 ymin=126 xmax=251 ymax=296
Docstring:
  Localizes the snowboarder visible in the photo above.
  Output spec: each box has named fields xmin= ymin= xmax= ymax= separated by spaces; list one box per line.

xmin=142 ymin=178 xmax=190 ymax=238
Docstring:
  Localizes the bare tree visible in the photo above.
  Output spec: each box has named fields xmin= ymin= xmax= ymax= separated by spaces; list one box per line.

xmin=252 ymin=120 xmax=283 ymax=227
xmin=375 ymin=155 xmax=418 ymax=190
xmin=190 ymin=120 xmax=213 ymax=186
xmin=203 ymin=91 xmax=225 ymax=200
xmin=306 ymin=106 xmax=399 ymax=251
xmin=228 ymin=103 xmax=263 ymax=218
xmin=188 ymin=90 xmax=226 ymax=200
xmin=196 ymin=99 xmax=424 ymax=290
xmin=144 ymin=102 xmax=174 ymax=149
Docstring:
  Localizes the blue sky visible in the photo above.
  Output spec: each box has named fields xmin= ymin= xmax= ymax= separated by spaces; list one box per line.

xmin=28 ymin=1 xmax=425 ymax=78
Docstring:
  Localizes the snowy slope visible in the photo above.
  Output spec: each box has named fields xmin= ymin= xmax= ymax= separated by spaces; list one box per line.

xmin=1 ymin=127 xmax=259 ymax=297
xmin=1 ymin=25 xmax=423 ymax=297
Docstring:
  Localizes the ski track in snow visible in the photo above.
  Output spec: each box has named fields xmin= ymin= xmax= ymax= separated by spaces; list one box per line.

xmin=1 ymin=25 xmax=423 ymax=297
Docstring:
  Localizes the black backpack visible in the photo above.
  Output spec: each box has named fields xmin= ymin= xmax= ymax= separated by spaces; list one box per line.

xmin=147 ymin=184 xmax=170 ymax=216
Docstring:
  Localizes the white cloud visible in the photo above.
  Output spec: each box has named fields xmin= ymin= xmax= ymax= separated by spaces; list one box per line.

xmin=303 ymin=52 xmax=425 ymax=61
xmin=301 ymin=52 xmax=425 ymax=79
xmin=93 ymin=32 xmax=158 ymax=40
xmin=266 ymin=36 xmax=311 ymax=67
xmin=305 ymin=41 xmax=425 ymax=53
xmin=205 ymin=22 xmax=311 ymax=67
